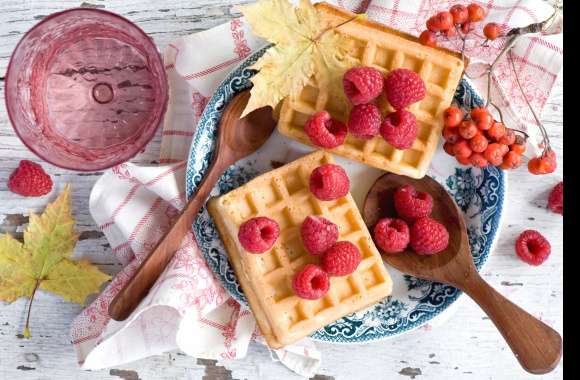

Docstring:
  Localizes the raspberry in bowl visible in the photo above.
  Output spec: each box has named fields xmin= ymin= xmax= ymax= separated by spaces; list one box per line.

xmin=5 ymin=8 xmax=168 ymax=171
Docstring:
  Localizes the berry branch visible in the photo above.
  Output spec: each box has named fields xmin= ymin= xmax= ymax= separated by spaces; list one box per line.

xmin=420 ymin=3 xmax=560 ymax=175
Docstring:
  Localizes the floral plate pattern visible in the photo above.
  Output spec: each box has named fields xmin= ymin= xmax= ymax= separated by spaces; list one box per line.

xmin=185 ymin=47 xmax=506 ymax=344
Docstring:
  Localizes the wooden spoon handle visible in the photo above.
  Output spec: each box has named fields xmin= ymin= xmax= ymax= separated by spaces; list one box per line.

xmin=460 ymin=273 xmax=562 ymax=374
xmin=108 ymin=158 xmax=228 ymax=321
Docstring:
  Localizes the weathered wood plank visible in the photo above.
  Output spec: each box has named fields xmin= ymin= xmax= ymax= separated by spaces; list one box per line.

xmin=0 ymin=1 xmax=563 ymax=379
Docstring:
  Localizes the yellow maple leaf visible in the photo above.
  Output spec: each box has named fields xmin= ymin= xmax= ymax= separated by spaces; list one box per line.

xmin=0 ymin=185 xmax=110 ymax=337
xmin=238 ymin=0 xmax=356 ymax=117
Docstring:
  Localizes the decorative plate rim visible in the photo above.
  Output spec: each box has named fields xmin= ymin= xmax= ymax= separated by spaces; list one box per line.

xmin=185 ymin=47 xmax=506 ymax=344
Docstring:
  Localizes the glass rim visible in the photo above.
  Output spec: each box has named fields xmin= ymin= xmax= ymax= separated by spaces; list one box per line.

xmin=4 ymin=7 xmax=169 ymax=172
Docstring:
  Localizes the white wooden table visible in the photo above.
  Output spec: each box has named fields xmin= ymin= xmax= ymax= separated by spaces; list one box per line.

xmin=0 ymin=1 xmax=563 ymax=379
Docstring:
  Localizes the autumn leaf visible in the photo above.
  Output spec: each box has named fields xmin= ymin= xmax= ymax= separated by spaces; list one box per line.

xmin=0 ymin=185 xmax=110 ymax=337
xmin=238 ymin=0 xmax=357 ymax=116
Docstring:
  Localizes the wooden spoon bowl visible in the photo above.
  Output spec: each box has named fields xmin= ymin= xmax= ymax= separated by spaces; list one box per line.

xmin=363 ymin=172 xmax=562 ymax=375
xmin=363 ymin=173 xmax=467 ymax=283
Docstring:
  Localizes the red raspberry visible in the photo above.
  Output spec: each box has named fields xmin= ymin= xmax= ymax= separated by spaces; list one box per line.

xmin=238 ymin=216 xmax=280 ymax=254
xmin=547 ymin=181 xmax=563 ymax=215
xmin=515 ymin=230 xmax=551 ymax=266
xmin=309 ymin=164 xmax=350 ymax=201
xmin=348 ymin=103 xmax=381 ymax=140
xmin=394 ymin=184 xmax=433 ymax=221
xmin=292 ymin=264 xmax=330 ymax=300
xmin=343 ymin=66 xmax=384 ymax=105
xmin=7 ymin=160 xmax=53 ymax=197
xmin=380 ymin=110 xmax=418 ymax=149
xmin=321 ymin=241 xmax=362 ymax=276
xmin=410 ymin=217 xmax=449 ymax=255
xmin=373 ymin=218 xmax=410 ymax=254
xmin=304 ymin=111 xmax=347 ymax=149
xmin=384 ymin=68 xmax=426 ymax=110
xmin=300 ymin=215 xmax=339 ymax=255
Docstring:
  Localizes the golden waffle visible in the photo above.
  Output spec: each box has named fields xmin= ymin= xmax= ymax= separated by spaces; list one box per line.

xmin=208 ymin=150 xmax=392 ymax=348
xmin=277 ymin=3 xmax=464 ymax=179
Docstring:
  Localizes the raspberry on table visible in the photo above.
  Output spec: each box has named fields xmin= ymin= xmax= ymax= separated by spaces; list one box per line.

xmin=7 ymin=160 xmax=53 ymax=197
xmin=238 ymin=216 xmax=280 ymax=254
xmin=380 ymin=110 xmax=418 ymax=149
xmin=321 ymin=241 xmax=362 ymax=276
xmin=343 ymin=66 xmax=384 ymax=105
xmin=309 ymin=164 xmax=350 ymax=201
xmin=300 ymin=215 xmax=339 ymax=255
xmin=373 ymin=218 xmax=410 ymax=254
xmin=547 ymin=181 xmax=563 ymax=215
xmin=292 ymin=264 xmax=330 ymax=300
xmin=348 ymin=103 xmax=381 ymax=140
xmin=304 ymin=111 xmax=347 ymax=149
xmin=394 ymin=184 xmax=434 ymax=221
xmin=410 ymin=217 xmax=449 ymax=255
xmin=384 ymin=68 xmax=426 ymax=110
xmin=515 ymin=230 xmax=551 ymax=266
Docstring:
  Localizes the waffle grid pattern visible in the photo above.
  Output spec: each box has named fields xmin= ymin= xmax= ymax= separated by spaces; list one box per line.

xmin=277 ymin=3 xmax=464 ymax=179
xmin=208 ymin=151 xmax=392 ymax=347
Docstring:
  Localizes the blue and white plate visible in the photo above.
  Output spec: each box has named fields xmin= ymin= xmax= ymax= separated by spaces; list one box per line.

xmin=185 ymin=47 xmax=506 ymax=344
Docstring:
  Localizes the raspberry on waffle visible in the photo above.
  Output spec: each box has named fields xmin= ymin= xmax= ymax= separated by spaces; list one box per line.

xmin=277 ymin=3 xmax=465 ymax=179
xmin=207 ymin=150 xmax=392 ymax=348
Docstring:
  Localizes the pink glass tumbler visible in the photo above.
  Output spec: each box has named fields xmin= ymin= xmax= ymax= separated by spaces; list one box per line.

xmin=5 ymin=8 xmax=168 ymax=171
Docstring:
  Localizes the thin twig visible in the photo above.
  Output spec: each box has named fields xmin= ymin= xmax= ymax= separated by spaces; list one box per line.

xmin=507 ymin=50 xmax=550 ymax=150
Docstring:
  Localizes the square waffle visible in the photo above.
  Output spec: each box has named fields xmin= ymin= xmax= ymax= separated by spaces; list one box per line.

xmin=277 ymin=2 xmax=465 ymax=179
xmin=207 ymin=150 xmax=392 ymax=348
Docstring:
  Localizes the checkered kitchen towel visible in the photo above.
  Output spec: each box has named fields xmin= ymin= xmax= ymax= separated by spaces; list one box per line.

xmin=71 ymin=0 xmax=562 ymax=376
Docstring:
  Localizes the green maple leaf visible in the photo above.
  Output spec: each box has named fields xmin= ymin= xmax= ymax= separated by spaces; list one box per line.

xmin=238 ymin=0 xmax=357 ymax=117
xmin=0 ymin=185 xmax=110 ymax=338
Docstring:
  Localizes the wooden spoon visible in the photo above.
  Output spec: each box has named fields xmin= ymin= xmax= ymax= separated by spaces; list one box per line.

xmin=363 ymin=172 xmax=562 ymax=375
xmin=108 ymin=90 xmax=276 ymax=321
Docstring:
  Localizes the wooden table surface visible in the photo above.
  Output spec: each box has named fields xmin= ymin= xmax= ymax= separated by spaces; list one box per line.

xmin=0 ymin=1 xmax=563 ymax=379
